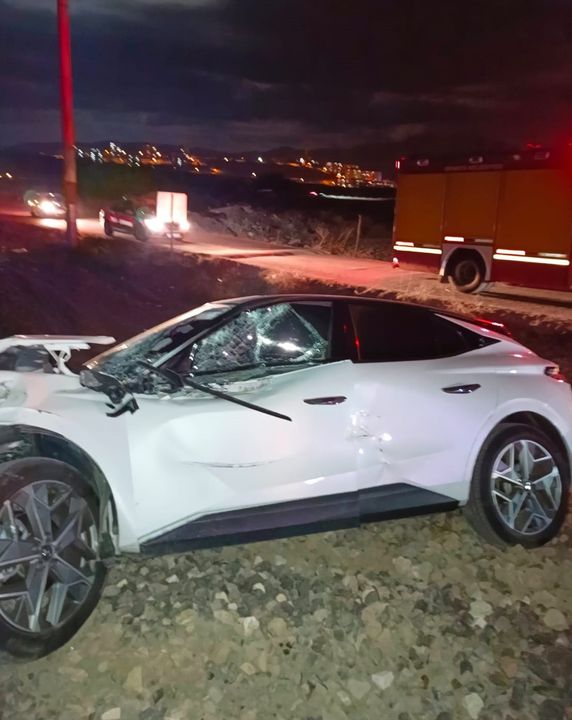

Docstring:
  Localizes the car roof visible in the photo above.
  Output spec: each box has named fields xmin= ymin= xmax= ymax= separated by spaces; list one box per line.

xmin=218 ymin=294 xmax=509 ymax=336
xmin=222 ymin=293 xmax=451 ymax=316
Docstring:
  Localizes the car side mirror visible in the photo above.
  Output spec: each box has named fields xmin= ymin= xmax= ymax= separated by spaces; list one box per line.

xmin=80 ymin=369 xmax=139 ymax=416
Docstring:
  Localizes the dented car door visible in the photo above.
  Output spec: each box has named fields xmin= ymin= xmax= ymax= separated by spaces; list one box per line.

xmin=123 ymin=300 xmax=359 ymax=544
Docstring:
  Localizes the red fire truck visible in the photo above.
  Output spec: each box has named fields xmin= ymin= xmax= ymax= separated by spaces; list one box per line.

xmin=392 ymin=147 xmax=572 ymax=293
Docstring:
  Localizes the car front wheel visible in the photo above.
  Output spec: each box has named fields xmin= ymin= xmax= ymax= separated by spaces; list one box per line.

xmin=134 ymin=223 xmax=148 ymax=242
xmin=463 ymin=423 xmax=569 ymax=548
xmin=0 ymin=458 xmax=107 ymax=659
xmin=103 ymin=220 xmax=114 ymax=237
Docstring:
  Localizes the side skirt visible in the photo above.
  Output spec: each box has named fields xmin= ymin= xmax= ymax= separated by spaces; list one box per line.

xmin=141 ymin=483 xmax=458 ymax=556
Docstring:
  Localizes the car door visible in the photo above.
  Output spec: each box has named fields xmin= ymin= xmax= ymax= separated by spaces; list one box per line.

xmin=123 ymin=299 xmax=360 ymax=545
xmin=344 ymin=301 xmax=501 ymax=508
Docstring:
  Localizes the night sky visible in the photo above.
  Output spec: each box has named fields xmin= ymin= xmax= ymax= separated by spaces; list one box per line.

xmin=2 ymin=0 xmax=572 ymax=157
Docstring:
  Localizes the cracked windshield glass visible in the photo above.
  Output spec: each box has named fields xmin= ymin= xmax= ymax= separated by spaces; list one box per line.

xmin=89 ymin=301 xmax=332 ymax=391
xmin=89 ymin=302 xmax=236 ymax=384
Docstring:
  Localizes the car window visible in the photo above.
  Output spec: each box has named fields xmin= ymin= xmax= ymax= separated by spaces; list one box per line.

xmin=111 ymin=200 xmax=134 ymax=214
xmin=188 ymin=301 xmax=332 ymax=379
xmin=349 ymin=302 xmax=489 ymax=362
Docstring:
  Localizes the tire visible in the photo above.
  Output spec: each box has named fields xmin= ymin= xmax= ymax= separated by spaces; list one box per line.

xmin=134 ymin=223 xmax=148 ymax=242
xmin=463 ymin=423 xmax=570 ymax=548
xmin=447 ymin=255 xmax=485 ymax=294
xmin=0 ymin=458 xmax=107 ymax=659
xmin=103 ymin=220 xmax=114 ymax=238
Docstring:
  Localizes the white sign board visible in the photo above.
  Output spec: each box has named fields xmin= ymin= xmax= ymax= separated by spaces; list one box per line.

xmin=156 ymin=191 xmax=187 ymax=224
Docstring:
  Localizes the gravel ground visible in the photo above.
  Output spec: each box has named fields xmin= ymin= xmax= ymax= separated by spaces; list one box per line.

xmin=1 ymin=514 xmax=571 ymax=720
xmin=0 ymin=229 xmax=571 ymax=719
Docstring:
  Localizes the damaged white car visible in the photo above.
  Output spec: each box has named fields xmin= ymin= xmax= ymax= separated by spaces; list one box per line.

xmin=0 ymin=295 xmax=570 ymax=658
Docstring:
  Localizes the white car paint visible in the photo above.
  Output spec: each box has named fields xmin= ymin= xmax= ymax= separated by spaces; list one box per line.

xmin=125 ymin=362 xmax=360 ymax=543
xmin=0 ymin=299 xmax=571 ymax=554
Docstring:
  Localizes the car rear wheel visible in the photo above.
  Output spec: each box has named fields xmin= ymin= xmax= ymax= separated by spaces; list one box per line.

xmin=448 ymin=255 xmax=486 ymax=294
xmin=463 ymin=423 xmax=569 ymax=548
xmin=0 ymin=458 xmax=107 ymax=659
xmin=103 ymin=220 xmax=114 ymax=237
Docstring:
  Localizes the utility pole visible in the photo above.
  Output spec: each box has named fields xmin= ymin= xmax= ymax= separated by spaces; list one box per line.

xmin=354 ymin=213 xmax=363 ymax=254
xmin=57 ymin=0 xmax=78 ymax=246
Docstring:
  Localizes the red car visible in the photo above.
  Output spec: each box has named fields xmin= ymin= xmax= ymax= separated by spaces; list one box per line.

xmin=99 ymin=198 xmax=190 ymax=241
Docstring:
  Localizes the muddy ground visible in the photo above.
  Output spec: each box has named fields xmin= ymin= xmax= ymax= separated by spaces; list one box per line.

xmin=0 ymin=227 xmax=571 ymax=720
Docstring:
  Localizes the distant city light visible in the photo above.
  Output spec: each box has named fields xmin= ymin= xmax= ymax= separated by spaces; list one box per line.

xmin=71 ymin=142 xmax=389 ymax=187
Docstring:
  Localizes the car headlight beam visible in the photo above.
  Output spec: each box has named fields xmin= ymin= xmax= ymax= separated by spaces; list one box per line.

xmin=144 ymin=217 xmax=165 ymax=233
xmin=39 ymin=200 xmax=57 ymax=214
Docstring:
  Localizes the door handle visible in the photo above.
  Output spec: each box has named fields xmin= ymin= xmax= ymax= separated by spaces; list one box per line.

xmin=442 ymin=384 xmax=481 ymax=394
xmin=304 ymin=396 xmax=347 ymax=405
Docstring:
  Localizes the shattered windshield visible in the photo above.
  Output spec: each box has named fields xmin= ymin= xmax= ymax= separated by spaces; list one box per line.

xmin=186 ymin=301 xmax=332 ymax=381
xmin=86 ymin=302 xmax=236 ymax=382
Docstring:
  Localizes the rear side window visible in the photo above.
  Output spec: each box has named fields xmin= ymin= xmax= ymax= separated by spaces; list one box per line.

xmin=349 ymin=303 xmax=497 ymax=362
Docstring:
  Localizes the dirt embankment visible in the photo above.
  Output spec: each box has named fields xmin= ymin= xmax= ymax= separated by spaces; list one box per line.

xmin=0 ymin=233 xmax=344 ymax=344
xmin=193 ymin=204 xmax=394 ymax=260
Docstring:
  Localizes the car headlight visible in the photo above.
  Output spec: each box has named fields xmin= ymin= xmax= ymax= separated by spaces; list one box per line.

xmin=144 ymin=217 xmax=165 ymax=233
xmin=180 ymin=218 xmax=191 ymax=232
xmin=39 ymin=200 xmax=57 ymax=214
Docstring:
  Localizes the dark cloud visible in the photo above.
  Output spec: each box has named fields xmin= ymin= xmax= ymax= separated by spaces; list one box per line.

xmin=1 ymin=0 xmax=572 ymax=152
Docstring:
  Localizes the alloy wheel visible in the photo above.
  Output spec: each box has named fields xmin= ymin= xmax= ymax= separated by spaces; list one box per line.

xmin=491 ymin=439 xmax=562 ymax=536
xmin=0 ymin=480 xmax=98 ymax=634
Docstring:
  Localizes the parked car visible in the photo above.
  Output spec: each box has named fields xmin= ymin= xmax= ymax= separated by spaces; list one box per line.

xmin=25 ymin=191 xmax=66 ymax=218
xmin=99 ymin=197 xmax=190 ymax=241
xmin=0 ymin=295 xmax=570 ymax=658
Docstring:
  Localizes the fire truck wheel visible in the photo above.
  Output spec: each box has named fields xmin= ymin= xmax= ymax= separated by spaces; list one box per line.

xmin=448 ymin=255 xmax=485 ymax=294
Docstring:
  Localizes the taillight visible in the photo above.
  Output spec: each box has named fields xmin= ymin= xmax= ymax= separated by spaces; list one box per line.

xmin=545 ymin=366 xmax=568 ymax=383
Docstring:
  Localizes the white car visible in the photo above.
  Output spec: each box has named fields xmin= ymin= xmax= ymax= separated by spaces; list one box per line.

xmin=26 ymin=191 xmax=66 ymax=218
xmin=0 ymin=295 xmax=570 ymax=658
